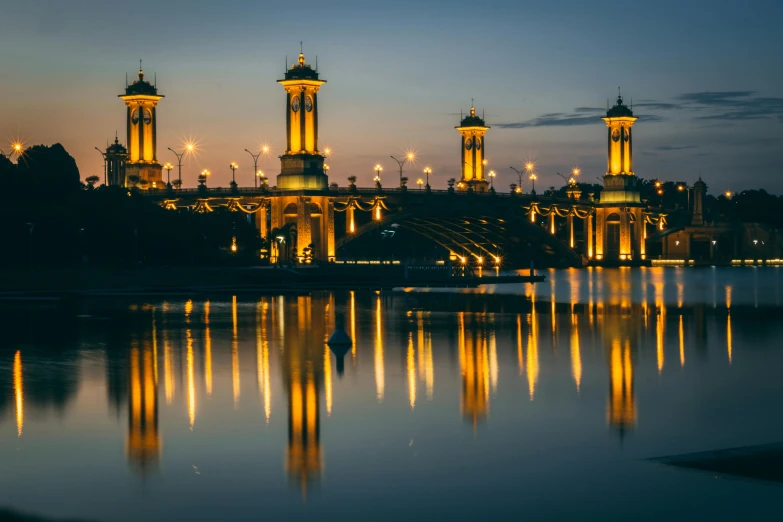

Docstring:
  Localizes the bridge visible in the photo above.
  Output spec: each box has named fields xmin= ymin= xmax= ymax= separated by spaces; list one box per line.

xmin=105 ymin=52 xmax=668 ymax=268
xmin=140 ymin=185 xmax=667 ymax=268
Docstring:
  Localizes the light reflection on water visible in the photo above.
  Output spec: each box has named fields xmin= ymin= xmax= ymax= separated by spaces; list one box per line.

xmin=0 ymin=267 xmax=782 ymax=521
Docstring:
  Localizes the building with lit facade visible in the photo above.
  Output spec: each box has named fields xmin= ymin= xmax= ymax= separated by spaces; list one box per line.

xmin=269 ymin=49 xmax=335 ymax=262
xmin=456 ymin=104 xmax=490 ymax=192
xmin=119 ymin=64 xmax=164 ymax=189
xmin=592 ymin=93 xmax=646 ymax=263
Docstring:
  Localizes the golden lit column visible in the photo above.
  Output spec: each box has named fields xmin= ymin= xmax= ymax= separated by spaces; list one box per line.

xmin=586 ymin=213 xmax=594 ymax=259
xmin=119 ymin=65 xmax=164 ymax=188
xmin=346 ymin=204 xmax=355 ymax=235
xmin=296 ymin=197 xmax=313 ymax=261
xmin=255 ymin=203 xmax=268 ymax=240
xmin=568 ymin=213 xmax=574 ymax=249
xmin=596 ymin=93 xmax=642 ymax=263
xmin=326 ymin=199 xmax=335 ymax=262
xmin=456 ymin=104 xmax=490 ymax=192
xmin=595 ymin=210 xmax=605 ymax=260
xmin=126 ymin=344 xmax=161 ymax=474
xmin=277 ymin=50 xmax=328 ymax=191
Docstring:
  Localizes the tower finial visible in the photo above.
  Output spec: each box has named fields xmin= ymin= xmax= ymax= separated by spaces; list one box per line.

xmin=617 ymin=86 xmax=622 ymax=104
xmin=138 ymin=59 xmax=144 ymax=81
xmin=470 ymin=98 xmax=475 ymax=117
xmin=298 ymin=42 xmax=305 ymax=67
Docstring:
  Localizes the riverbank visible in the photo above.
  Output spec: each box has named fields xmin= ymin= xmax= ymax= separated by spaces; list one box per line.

xmin=0 ymin=265 xmax=544 ymax=299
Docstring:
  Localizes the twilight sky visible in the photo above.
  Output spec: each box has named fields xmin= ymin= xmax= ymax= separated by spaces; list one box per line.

xmin=1 ymin=0 xmax=782 ymax=192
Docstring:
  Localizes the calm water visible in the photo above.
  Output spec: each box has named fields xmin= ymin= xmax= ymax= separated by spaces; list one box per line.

xmin=1 ymin=267 xmax=782 ymax=521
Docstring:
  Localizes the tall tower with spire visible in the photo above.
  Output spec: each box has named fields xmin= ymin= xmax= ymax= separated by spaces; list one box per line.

xmin=456 ymin=102 xmax=490 ymax=192
xmin=105 ymin=134 xmax=128 ymax=187
xmin=270 ymin=47 xmax=335 ymax=263
xmin=277 ymin=47 xmax=327 ymax=190
xmin=119 ymin=62 xmax=164 ymax=188
xmin=593 ymin=91 xmax=646 ymax=263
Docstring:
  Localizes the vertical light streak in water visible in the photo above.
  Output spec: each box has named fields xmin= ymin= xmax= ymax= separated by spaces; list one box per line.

xmin=13 ymin=351 xmax=23 ymax=437
xmin=324 ymin=344 xmax=333 ymax=416
xmin=570 ymin=314 xmax=581 ymax=392
xmin=152 ymin=310 xmax=159 ymax=385
xmin=350 ymin=291 xmax=357 ymax=361
xmin=424 ymin=328 xmax=434 ymax=400
xmin=727 ymin=312 xmax=733 ymax=364
xmin=164 ymin=332 xmax=174 ymax=404
xmin=257 ymin=300 xmax=271 ymax=421
xmin=185 ymin=299 xmax=193 ymax=323
xmin=204 ymin=301 xmax=212 ymax=397
xmin=458 ymin=312 xmax=466 ymax=371
xmin=374 ymin=295 xmax=385 ymax=402
xmin=657 ymin=306 xmax=665 ymax=374
xmin=187 ymin=329 xmax=195 ymax=430
xmin=417 ymin=316 xmax=426 ymax=380
xmin=516 ymin=314 xmax=524 ymax=375
xmin=232 ymin=296 xmax=240 ymax=408
xmin=588 ymin=268 xmax=595 ymax=328
xmin=550 ymin=277 xmax=557 ymax=340
xmin=489 ymin=327 xmax=498 ymax=394
xmin=527 ymin=299 xmax=539 ymax=401
xmin=679 ymin=315 xmax=685 ymax=367
xmin=407 ymin=333 xmax=416 ymax=410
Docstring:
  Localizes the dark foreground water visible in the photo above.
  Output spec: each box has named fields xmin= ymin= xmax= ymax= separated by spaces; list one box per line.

xmin=1 ymin=267 xmax=782 ymax=521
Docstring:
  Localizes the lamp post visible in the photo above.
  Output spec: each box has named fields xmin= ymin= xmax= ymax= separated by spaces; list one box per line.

xmin=94 ymin=147 xmax=107 ymax=185
xmin=417 ymin=178 xmax=424 ymax=191
xmin=168 ymin=143 xmax=194 ymax=186
xmin=245 ymin=145 xmax=269 ymax=189
xmin=230 ymin=162 xmax=239 ymax=184
xmin=375 ymin=164 xmax=383 ymax=190
xmin=163 ymin=162 xmax=174 ymax=188
xmin=530 ymin=172 xmax=538 ymax=195
xmin=391 ymin=152 xmax=415 ymax=187
xmin=423 ymin=167 xmax=432 ymax=191
xmin=488 ymin=170 xmax=496 ymax=191
xmin=510 ymin=162 xmax=534 ymax=193
xmin=678 ymin=183 xmax=691 ymax=211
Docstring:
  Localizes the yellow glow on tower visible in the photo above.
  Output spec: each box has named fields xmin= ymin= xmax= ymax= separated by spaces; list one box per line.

xmin=602 ymin=93 xmax=637 ymax=176
xmin=120 ymin=64 xmax=164 ymax=188
xmin=456 ymin=103 xmax=490 ymax=192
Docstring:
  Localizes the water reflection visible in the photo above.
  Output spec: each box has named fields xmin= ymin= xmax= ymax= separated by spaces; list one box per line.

xmin=2 ymin=267 xmax=783 ymax=515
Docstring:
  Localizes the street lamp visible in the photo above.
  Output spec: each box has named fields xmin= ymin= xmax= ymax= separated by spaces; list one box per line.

xmin=256 ymin=170 xmax=268 ymax=190
xmin=391 ymin=151 xmax=415 ymax=187
xmin=199 ymin=169 xmax=210 ymax=186
xmin=375 ymin=164 xmax=383 ymax=189
xmin=488 ymin=170 xmax=496 ymax=190
xmin=230 ymin=162 xmax=239 ymax=184
xmin=530 ymin=172 xmax=538 ymax=195
xmin=94 ymin=147 xmax=107 ymax=185
xmin=423 ymin=167 xmax=432 ymax=191
xmin=678 ymin=183 xmax=690 ymax=211
xmin=163 ymin=162 xmax=174 ymax=187
xmin=417 ymin=178 xmax=424 ymax=190
xmin=168 ymin=143 xmax=194 ymax=186
xmin=510 ymin=162 xmax=534 ymax=193
xmin=245 ymin=145 xmax=270 ymax=189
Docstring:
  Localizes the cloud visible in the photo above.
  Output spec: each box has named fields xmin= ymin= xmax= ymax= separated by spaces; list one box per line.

xmin=634 ymin=101 xmax=681 ymax=110
xmin=674 ymin=91 xmax=783 ymax=121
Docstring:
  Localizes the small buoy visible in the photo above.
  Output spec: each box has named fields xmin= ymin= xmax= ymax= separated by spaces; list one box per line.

xmin=328 ymin=312 xmax=353 ymax=376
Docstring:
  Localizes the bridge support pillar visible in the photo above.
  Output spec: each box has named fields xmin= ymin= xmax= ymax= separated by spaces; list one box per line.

xmin=255 ymin=205 xmax=268 ymax=240
xmin=568 ymin=214 xmax=574 ymax=248
xmin=586 ymin=213 xmax=594 ymax=259
xmin=637 ymin=210 xmax=646 ymax=260
xmin=297 ymin=197 xmax=313 ymax=261
xmin=549 ymin=213 xmax=556 ymax=235
xmin=346 ymin=206 xmax=355 ymax=234
xmin=595 ymin=211 xmax=604 ymax=261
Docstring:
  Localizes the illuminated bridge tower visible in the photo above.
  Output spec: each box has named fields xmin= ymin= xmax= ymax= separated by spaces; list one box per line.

xmin=594 ymin=93 xmax=645 ymax=263
xmin=456 ymin=103 xmax=490 ymax=192
xmin=119 ymin=63 xmax=164 ymax=189
xmin=271 ymin=48 xmax=335 ymax=262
